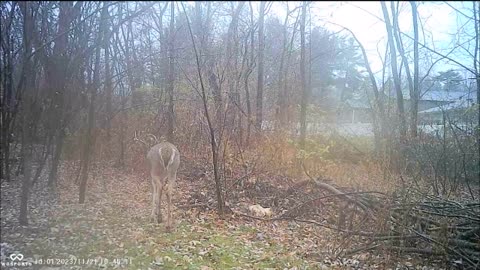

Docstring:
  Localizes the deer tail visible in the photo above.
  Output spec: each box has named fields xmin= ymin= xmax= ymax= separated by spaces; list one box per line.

xmin=166 ymin=149 xmax=177 ymax=171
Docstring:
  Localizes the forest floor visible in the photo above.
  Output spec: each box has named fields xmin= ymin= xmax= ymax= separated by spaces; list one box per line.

xmin=1 ymin=159 xmax=448 ymax=270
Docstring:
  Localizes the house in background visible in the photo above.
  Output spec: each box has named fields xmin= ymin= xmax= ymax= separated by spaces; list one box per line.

xmin=306 ymin=68 xmax=477 ymax=137
xmin=329 ymin=84 xmax=477 ymax=136
xmin=417 ymin=89 xmax=476 ymax=125
xmin=337 ymin=95 xmax=373 ymax=124
xmin=339 ymin=88 xmax=470 ymax=122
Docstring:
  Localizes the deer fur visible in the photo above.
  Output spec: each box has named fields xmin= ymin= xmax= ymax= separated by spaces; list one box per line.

xmin=146 ymin=141 xmax=180 ymax=232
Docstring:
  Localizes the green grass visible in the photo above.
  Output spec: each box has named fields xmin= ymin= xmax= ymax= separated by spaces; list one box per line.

xmin=24 ymin=204 xmax=315 ymax=270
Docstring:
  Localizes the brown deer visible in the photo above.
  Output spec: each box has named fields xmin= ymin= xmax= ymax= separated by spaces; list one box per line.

xmin=135 ymin=132 xmax=180 ymax=232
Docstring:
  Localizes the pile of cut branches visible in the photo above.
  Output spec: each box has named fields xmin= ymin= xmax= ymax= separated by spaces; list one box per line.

xmin=269 ymin=174 xmax=480 ymax=269
xmin=191 ymin=164 xmax=479 ymax=268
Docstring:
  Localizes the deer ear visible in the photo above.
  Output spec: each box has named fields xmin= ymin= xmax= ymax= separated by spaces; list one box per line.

xmin=146 ymin=133 xmax=158 ymax=144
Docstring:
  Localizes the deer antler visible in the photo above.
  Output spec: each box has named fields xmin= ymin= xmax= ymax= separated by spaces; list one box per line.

xmin=134 ymin=131 xmax=149 ymax=147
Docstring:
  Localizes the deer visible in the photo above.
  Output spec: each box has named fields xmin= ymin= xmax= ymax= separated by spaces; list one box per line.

xmin=134 ymin=131 xmax=180 ymax=232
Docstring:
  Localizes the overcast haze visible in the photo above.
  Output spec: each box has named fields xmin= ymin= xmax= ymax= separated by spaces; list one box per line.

xmin=267 ymin=1 xmax=476 ymax=77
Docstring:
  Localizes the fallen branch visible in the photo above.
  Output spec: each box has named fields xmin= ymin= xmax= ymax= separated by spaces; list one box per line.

xmin=277 ymin=191 xmax=385 ymax=220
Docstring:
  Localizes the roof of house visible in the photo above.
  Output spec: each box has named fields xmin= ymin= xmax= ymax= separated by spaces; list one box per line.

xmin=419 ymin=97 xmax=475 ymax=114
xmin=420 ymin=90 xmax=474 ymax=102
xmin=418 ymin=88 xmax=476 ymax=113
xmin=345 ymin=87 xmax=476 ymax=111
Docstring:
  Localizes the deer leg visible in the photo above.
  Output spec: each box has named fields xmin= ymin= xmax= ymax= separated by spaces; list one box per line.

xmin=151 ymin=174 xmax=162 ymax=223
xmin=150 ymin=178 xmax=157 ymax=222
xmin=156 ymin=182 xmax=164 ymax=223
xmin=165 ymin=173 xmax=176 ymax=232
xmin=165 ymin=185 xmax=172 ymax=232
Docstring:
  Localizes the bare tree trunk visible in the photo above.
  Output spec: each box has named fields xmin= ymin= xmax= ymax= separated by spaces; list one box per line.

xmin=19 ymin=1 xmax=35 ymax=225
xmin=48 ymin=130 xmax=64 ymax=190
xmin=182 ymin=3 xmax=225 ymax=216
xmin=391 ymin=2 xmax=415 ymax=138
xmin=111 ymin=19 xmax=126 ymax=167
xmin=118 ymin=107 xmax=126 ymax=167
xmin=299 ymin=2 xmax=308 ymax=149
xmin=255 ymin=1 xmax=266 ymax=132
xmin=104 ymin=6 xmax=112 ymax=140
xmin=244 ymin=2 xmax=255 ymax=145
xmin=381 ymin=2 xmax=407 ymax=142
xmin=410 ymin=1 xmax=420 ymax=138
xmin=166 ymin=1 xmax=175 ymax=142
xmin=227 ymin=2 xmax=244 ymax=140
xmin=19 ymin=119 xmax=32 ymax=225
xmin=473 ymin=1 xmax=480 ymax=189
xmin=30 ymin=134 xmax=50 ymax=187
xmin=125 ymin=11 xmax=139 ymax=107
xmin=115 ymin=80 xmax=126 ymax=167
xmin=244 ymin=65 xmax=253 ymax=145
xmin=0 ymin=3 xmax=15 ymax=182
xmin=47 ymin=1 xmax=74 ymax=189
xmin=79 ymin=73 xmax=97 ymax=203
xmin=283 ymin=14 xmax=300 ymax=132
xmin=152 ymin=3 xmax=168 ymax=129
xmin=79 ymin=3 xmax=106 ymax=203
xmin=275 ymin=5 xmax=290 ymax=130
xmin=197 ymin=3 xmax=222 ymax=128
